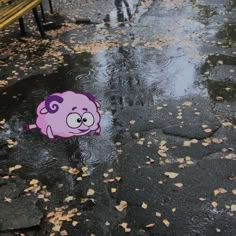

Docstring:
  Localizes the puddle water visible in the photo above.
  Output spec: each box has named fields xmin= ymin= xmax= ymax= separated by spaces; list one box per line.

xmin=0 ymin=0 xmax=235 ymax=177
xmin=0 ymin=42 xmax=207 ymax=174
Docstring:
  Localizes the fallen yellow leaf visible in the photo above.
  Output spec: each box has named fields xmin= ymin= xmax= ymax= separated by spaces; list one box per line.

xmin=182 ymin=101 xmax=192 ymax=106
xmin=231 ymin=204 xmax=236 ymax=212
xmin=72 ymin=221 xmax=79 ymax=226
xmin=164 ymin=172 xmax=179 ymax=179
xmin=60 ymin=230 xmax=68 ymax=236
xmin=146 ymin=223 xmax=155 ymax=228
xmin=30 ymin=179 xmax=39 ymax=185
xmin=64 ymin=196 xmax=75 ymax=203
xmin=52 ymin=225 xmax=61 ymax=232
xmin=9 ymin=165 xmax=22 ymax=173
xmin=204 ymin=128 xmax=212 ymax=133
xmin=183 ymin=141 xmax=191 ymax=147
xmin=4 ymin=197 xmax=12 ymax=203
xmin=115 ymin=200 xmax=128 ymax=212
xmin=155 ymin=212 xmax=161 ymax=217
xmin=174 ymin=183 xmax=183 ymax=188
xmin=211 ymin=201 xmax=218 ymax=208
xmin=87 ymin=189 xmax=95 ymax=196
xmin=111 ymin=188 xmax=117 ymax=193
xmin=163 ymin=219 xmax=170 ymax=227
xmin=119 ymin=222 xmax=131 ymax=232
xmin=129 ymin=120 xmax=136 ymax=125
xmin=213 ymin=188 xmax=227 ymax=196
xmin=141 ymin=202 xmax=148 ymax=209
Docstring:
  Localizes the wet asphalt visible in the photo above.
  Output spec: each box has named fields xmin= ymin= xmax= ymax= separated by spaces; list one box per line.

xmin=0 ymin=0 xmax=236 ymax=235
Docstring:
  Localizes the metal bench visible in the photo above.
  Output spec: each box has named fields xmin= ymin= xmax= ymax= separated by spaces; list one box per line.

xmin=0 ymin=0 xmax=47 ymax=37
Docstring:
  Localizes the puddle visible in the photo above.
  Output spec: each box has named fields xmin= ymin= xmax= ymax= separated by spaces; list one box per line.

xmin=0 ymin=43 xmax=206 ymax=173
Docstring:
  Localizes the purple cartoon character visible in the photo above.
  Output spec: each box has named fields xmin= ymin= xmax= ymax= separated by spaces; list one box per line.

xmin=27 ymin=91 xmax=101 ymax=139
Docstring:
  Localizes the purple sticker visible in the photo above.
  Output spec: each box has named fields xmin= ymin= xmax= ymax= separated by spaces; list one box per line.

xmin=27 ymin=91 xmax=101 ymax=139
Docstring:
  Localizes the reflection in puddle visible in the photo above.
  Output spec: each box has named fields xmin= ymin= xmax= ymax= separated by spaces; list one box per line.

xmin=207 ymin=80 xmax=236 ymax=102
xmin=103 ymin=0 xmax=139 ymax=27
xmin=196 ymin=4 xmax=217 ymax=25
xmin=216 ymin=23 xmax=236 ymax=48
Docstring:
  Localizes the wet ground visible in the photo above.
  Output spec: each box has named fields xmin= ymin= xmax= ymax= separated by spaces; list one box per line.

xmin=0 ymin=0 xmax=236 ymax=235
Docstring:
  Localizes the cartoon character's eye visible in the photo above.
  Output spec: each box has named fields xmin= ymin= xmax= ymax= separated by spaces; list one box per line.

xmin=82 ymin=112 xmax=94 ymax=127
xmin=66 ymin=113 xmax=82 ymax=128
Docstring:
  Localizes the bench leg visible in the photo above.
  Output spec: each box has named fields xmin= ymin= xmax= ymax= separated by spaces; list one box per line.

xmin=19 ymin=17 xmax=26 ymax=35
xmin=48 ymin=0 xmax=53 ymax=14
xmin=40 ymin=3 xmax=46 ymax=23
xmin=32 ymin=7 xmax=45 ymax=37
